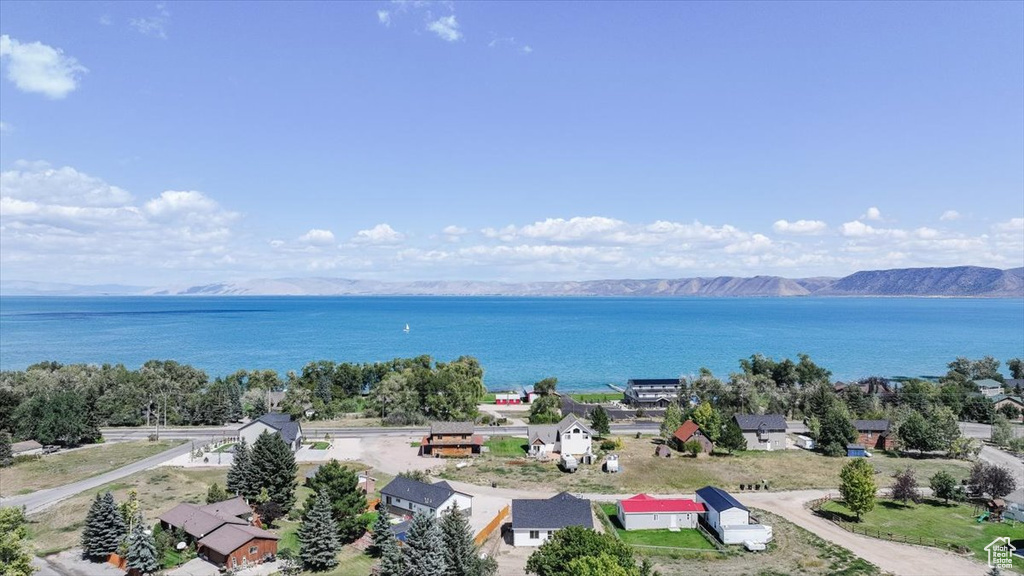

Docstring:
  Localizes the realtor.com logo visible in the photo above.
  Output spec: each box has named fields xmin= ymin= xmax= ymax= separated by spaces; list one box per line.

xmin=985 ymin=536 xmax=1016 ymax=570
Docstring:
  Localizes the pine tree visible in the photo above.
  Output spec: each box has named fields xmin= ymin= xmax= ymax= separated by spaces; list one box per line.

xmin=125 ymin=514 xmax=160 ymax=576
xmin=718 ymin=419 xmax=746 ymax=454
xmin=298 ymin=491 xmax=340 ymax=571
xmin=403 ymin=510 xmax=447 ymax=576
xmin=226 ymin=437 xmax=251 ymax=498
xmin=304 ymin=460 xmax=368 ymax=543
xmin=249 ymin=430 xmax=298 ymax=510
xmin=589 ymin=406 xmax=610 ymax=437
xmin=81 ymin=494 xmax=104 ymax=557
xmin=82 ymin=492 xmax=126 ymax=560
xmin=441 ymin=504 xmax=476 ymax=576
xmin=206 ymin=483 xmax=229 ymax=504
xmin=378 ymin=531 xmax=405 ymax=576
xmin=370 ymin=510 xmax=394 ymax=557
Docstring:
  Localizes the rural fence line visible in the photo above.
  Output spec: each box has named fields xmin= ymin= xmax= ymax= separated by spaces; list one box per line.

xmin=809 ymin=499 xmax=970 ymax=554
xmin=474 ymin=505 xmax=510 ymax=546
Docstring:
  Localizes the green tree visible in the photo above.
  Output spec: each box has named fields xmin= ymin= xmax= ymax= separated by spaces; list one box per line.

xmin=659 ymin=403 xmax=682 ymax=442
xmin=119 ymin=488 xmax=140 ymax=534
xmin=897 ymin=410 xmax=939 ymax=454
xmin=403 ymin=511 xmax=447 ymax=576
xmin=718 ymin=419 xmax=746 ymax=454
xmin=1008 ymin=358 xmax=1024 ymax=380
xmin=0 ymin=506 xmax=34 ymax=576
xmin=378 ymin=526 xmax=406 ymax=576
xmin=226 ymin=437 xmax=251 ymax=497
xmin=990 ymin=415 xmax=1014 ymax=447
xmin=441 ymin=503 xmax=484 ymax=576
xmin=81 ymin=492 xmax=126 ymax=560
xmin=839 ymin=459 xmax=877 ymax=521
xmin=689 ymin=402 xmax=722 ymax=443
xmin=526 ymin=526 xmax=636 ymax=576
xmin=529 ymin=395 xmax=561 ymax=424
xmin=303 ymin=460 xmax=367 ymax=543
xmin=589 ymin=406 xmax=610 ymax=437
xmin=929 ymin=471 xmax=959 ymax=504
xmin=206 ymin=483 xmax=228 ymax=504
xmin=15 ymin=389 xmax=98 ymax=447
xmin=931 ymin=406 xmax=962 ymax=452
xmin=565 ymin=553 xmax=638 ymax=576
xmin=818 ymin=405 xmax=856 ymax=457
xmin=997 ymin=403 xmax=1021 ymax=421
xmin=124 ymin=514 xmax=159 ymax=576
xmin=533 ymin=377 xmax=558 ymax=396
xmin=249 ymin=430 xmax=298 ymax=511
xmin=682 ymin=440 xmax=702 ymax=457
xmin=298 ymin=491 xmax=340 ymax=572
xmin=370 ymin=510 xmax=393 ymax=558
xmin=0 ymin=431 xmax=11 ymax=468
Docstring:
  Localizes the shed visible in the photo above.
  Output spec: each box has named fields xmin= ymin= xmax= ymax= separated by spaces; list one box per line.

xmin=604 ymin=454 xmax=619 ymax=473
xmin=846 ymin=444 xmax=867 ymax=458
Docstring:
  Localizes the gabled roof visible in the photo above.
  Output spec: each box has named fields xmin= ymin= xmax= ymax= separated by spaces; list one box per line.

xmin=380 ymin=476 xmax=466 ymax=509
xmin=512 ymin=492 xmax=593 ymax=530
xmin=430 ymin=421 xmax=475 ymax=436
xmin=199 ymin=497 xmax=251 ymax=519
xmin=528 ymin=425 xmax=558 ymax=445
xmin=159 ymin=503 xmax=246 ymax=539
xmin=696 ymin=486 xmax=748 ymax=513
xmin=197 ymin=524 xmax=278 ymax=556
xmin=673 ymin=420 xmax=701 ymax=443
xmin=733 ymin=414 xmax=786 ymax=432
xmin=991 ymin=394 xmax=1024 ymax=406
xmin=241 ymin=412 xmax=302 ymax=446
xmin=619 ymin=494 xmax=705 ymax=514
xmin=557 ymin=414 xmax=593 ymax=436
xmin=974 ymin=379 xmax=1004 ymax=389
xmin=852 ymin=420 xmax=890 ymax=433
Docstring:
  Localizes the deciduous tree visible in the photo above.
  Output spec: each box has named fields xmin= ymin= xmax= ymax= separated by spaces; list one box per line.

xmin=689 ymin=402 xmax=722 ymax=443
xmin=0 ymin=506 xmax=34 ymax=576
xmin=889 ymin=467 xmax=921 ymax=506
xmin=526 ymin=526 xmax=636 ymax=576
xmin=929 ymin=471 xmax=959 ymax=504
xmin=659 ymin=403 xmax=682 ymax=442
xmin=839 ymin=459 xmax=876 ymax=521
xmin=897 ymin=410 xmax=939 ymax=454
xmin=0 ymin=431 xmax=11 ymax=468
xmin=718 ymin=419 xmax=746 ymax=454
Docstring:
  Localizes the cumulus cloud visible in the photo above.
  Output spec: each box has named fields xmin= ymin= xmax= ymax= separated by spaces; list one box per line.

xmin=377 ymin=10 xmax=391 ymax=26
xmin=839 ymin=220 xmax=907 ymax=239
xmin=772 ymin=219 xmax=827 ymax=235
xmin=862 ymin=206 xmax=882 ymax=221
xmin=299 ymin=229 xmax=336 ymax=246
xmin=352 ymin=223 xmax=405 ymax=244
xmin=427 ymin=15 xmax=462 ymax=42
xmin=0 ymin=35 xmax=88 ymax=99
xmin=993 ymin=218 xmax=1024 ymax=234
xmin=1 ymin=163 xmax=132 ymax=206
xmin=131 ymin=3 xmax=172 ymax=39
xmin=940 ymin=210 xmax=961 ymax=221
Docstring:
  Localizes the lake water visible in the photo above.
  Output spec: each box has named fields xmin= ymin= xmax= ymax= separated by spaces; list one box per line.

xmin=0 ymin=296 xmax=1022 ymax=391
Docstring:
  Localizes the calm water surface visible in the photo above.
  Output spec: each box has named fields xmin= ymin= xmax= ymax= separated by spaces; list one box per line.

xmin=1 ymin=297 xmax=1022 ymax=390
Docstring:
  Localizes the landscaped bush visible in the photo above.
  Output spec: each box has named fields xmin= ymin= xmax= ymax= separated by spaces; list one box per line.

xmin=479 ymin=414 xmax=492 ymax=425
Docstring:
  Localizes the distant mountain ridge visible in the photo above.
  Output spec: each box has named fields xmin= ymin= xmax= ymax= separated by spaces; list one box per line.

xmin=4 ymin=266 xmax=1021 ymax=297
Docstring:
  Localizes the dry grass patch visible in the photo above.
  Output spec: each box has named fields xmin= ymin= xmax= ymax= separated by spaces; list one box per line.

xmin=0 ymin=440 xmax=183 ymax=497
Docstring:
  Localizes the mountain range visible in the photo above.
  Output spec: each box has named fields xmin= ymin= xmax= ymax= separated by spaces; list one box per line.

xmin=3 ymin=266 xmax=1022 ymax=298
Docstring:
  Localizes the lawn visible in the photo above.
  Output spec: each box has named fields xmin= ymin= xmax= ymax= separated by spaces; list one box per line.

xmin=484 ymin=436 xmax=528 ymax=457
xmin=820 ymin=498 xmax=1023 ymax=572
xmin=0 ymin=440 xmax=184 ymax=497
xmin=570 ymin=392 xmax=623 ymax=403
xmin=598 ymin=502 xmax=716 ymax=554
xmin=310 ymin=441 xmax=331 ymax=449
xmin=298 ymin=546 xmax=376 ymax=576
xmin=213 ymin=442 xmax=236 ymax=453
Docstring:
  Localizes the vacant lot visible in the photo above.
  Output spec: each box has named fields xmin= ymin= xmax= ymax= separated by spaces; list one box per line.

xmin=0 ymin=440 xmax=183 ymax=496
xmin=441 ymin=435 xmax=973 ymax=494
xmin=821 ymin=498 xmax=1023 ymax=572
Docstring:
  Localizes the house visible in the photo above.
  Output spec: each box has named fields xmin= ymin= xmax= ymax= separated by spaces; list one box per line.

xmin=511 ymin=492 xmax=593 ymax=546
xmin=238 ymin=412 xmax=303 ymax=452
xmin=852 ymin=420 xmax=893 ymax=450
xmin=673 ymin=420 xmax=714 ymax=453
xmin=733 ymin=414 xmax=787 ymax=451
xmin=522 ymin=385 xmax=539 ymax=403
xmin=846 ymin=444 xmax=867 ymax=457
xmin=991 ymin=394 xmax=1024 ymax=418
xmin=159 ymin=497 xmax=277 ymax=569
xmin=1006 ymin=379 xmax=1024 ymax=393
xmin=833 ymin=378 xmax=895 ymax=398
xmin=420 ymin=422 xmax=483 ymax=457
xmin=623 ymin=379 xmax=680 ymax=408
xmin=10 ymin=440 xmax=43 ymax=456
xmin=616 ymin=494 xmax=705 ymax=530
xmin=695 ymin=486 xmax=772 ymax=545
xmin=974 ymin=379 xmax=1005 ymax=398
xmin=527 ymin=414 xmax=594 ymax=458
xmin=379 ymin=476 xmax=473 ymax=518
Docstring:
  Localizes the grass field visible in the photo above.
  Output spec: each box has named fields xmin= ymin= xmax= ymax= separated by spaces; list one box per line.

xmin=820 ymin=498 xmax=1023 ymax=572
xmin=570 ymin=392 xmax=623 ymax=403
xmin=442 ymin=435 xmax=973 ymax=494
xmin=597 ymin=503 xmax=717 ymax=554
xmin=0 ymin=440 xmax=183 ymax=497
xmin=297 ymin=546 xmax=376 ymax=576
xmin=484 ymin=436 xmax=528 ymax=457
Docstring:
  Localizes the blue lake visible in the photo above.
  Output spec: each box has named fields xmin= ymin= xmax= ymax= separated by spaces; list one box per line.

xmin=1 ymin=296 xmax=1022 ymax=391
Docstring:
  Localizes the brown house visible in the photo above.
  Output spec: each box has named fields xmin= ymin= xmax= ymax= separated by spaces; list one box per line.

xmin=852 ymin=420 xmax=893 ymax=450
xmin=197 ymin=524 xmax=279 ymax=570
xmin=420 ymin=422 xmax=482 ymax=457
xmin=673 ymin=420 xmax=714 ymax=453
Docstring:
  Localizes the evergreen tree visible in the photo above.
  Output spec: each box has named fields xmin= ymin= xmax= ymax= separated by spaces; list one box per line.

xmin=226 ymin=437 xmax=251 ymax=497
xmin=659 ymin=403 xmax=682 ymax=442
xmin=370 ymin=510 xmax=393 ymax=557
xmin=378 ymin=529 xmax=406 ymax=576
xmin=299 ymin=491 xmax=340 ymax=571
xmin=839 ymin=459 xmax=876 ymax=520
xmin=403 ymin=510 xmax=447 ymax=576
xmin=0 ymin=430 xmax=11 ymax=468
xmin=82 ymin=492 xmax=126 ymax=560
xmin=303 ymin=460 xmax=367 ymax=543
xmin=589 ymin=406 xmax=610 ymax=437
xmin=206 ymin=483 xmax=229 ymax=504
xmin=125 ymin=514 xmax=160 ymax=576
xmin=249 ymin=430 xmax=298 ymax=510
xmin=441 ymin=504 xmax=476 ymax=576
xmin=718 ymin=419 xmax=746 ymax=454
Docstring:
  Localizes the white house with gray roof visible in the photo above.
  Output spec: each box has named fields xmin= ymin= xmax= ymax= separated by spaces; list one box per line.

xmin=238 ymin=412 xmax=303 ymax=452
xmin=380 ymin=476 xmax=472 ymax=519
xmin=528 ymin=414 xmax=593 ymax=458
xmin=733 ymin=414 xmax=787 ymax=451
xmin=511 ymin=492 xmax=593 ymax=547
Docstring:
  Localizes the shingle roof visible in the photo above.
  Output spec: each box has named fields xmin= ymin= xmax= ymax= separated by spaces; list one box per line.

xmin=528 ymin=424 xmax=558 ymax=445
xmin=696 ymin=486 xmax=748 ymax=513
xmin=974 ymin=379 xmax=1004 ymax=389
xmin=733 ymin=414 xmax=787 ymax=432
xmin=619 ymin=494 xmax=705 ymax=514
xmin=557 ymin=414 xmax=593 ymax=436
xmin=852 ymin=420 xmax=890 ymax=433
xmin=242 ymin=412 xmax=301 ymax=446
xmin=991 ymin=394 xmax=1024 ymax=406
xmin=512 ymin=492 xmax=594 ymax=530
xmin=380 ymin=476 xmax=464 ymax=509
xmin=199 ymin=497 xmax=252 ymax=519
xmin=673 ymin=420 xmax=701 ymax=443
xmin=430 ymin=421 xmax=476 ymax=436
xmin=159 ymin=503 xmax=246 ymax=539
xmin=197 ymin=524 xmax=278 ymax=556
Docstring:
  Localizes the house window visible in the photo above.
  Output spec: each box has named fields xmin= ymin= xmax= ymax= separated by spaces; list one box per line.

xmin=386 ymin=496 xmax=392 ymax=505
xmin=654 ymin=514 xmax=658 ymax=521
xmin=529 ymin=530 xmax=540 ymax=539
xmin=249 ymin=545 xmax=258 ymax=555
xmin=232 ymin=558 xmax=237 ymax=568
xmin=547 ymin=531 xmax=553 ymax=538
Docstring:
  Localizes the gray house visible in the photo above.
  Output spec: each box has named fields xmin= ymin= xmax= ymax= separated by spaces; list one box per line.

xmin=623 ymin=379 xmax=680 ymax=408
xmin=511 ymin=492 xmax=593 ymax=547
xmin=238 ymin=413 xmax=303 ymax=452
xmin=379 ymin=476 xmax=473 ymax=519
xmin=733 ymin=414 xmax=787 ymax=451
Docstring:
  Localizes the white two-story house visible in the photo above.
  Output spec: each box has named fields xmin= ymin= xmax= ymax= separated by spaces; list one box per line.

xmin=528 ymin=414 xmax=594 ymax=458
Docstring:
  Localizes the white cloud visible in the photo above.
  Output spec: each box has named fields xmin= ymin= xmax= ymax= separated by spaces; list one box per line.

xmin=352 ymin=223 xmax=405 ymax=244
xmin=862 ymin=206 xmax=882 ymax=221
xmin=1 ymin=163 xmax=132 ymax=206
xmin=299 ymin=229 xmax=336 ymax=246
xmin=427 ymin=15 xmax=462 ymax=42
xmin=0 ymin=121 xmax=11 ymax=133
xmin=0 ymin=35 xmax=87 ymax=99
xmin=99 ymin=15 xmax=113 ymax=26
xmin=839 ymin=220 xmax=907 ymax=239
xmin=442 ymin=225 xmax=467 ymax=236
xmin=940 ymin=210 xmax=961 ymax=221
xmin=377 ymin=10 xmax=391 ymax=26
xmin=772 ymin=219 xmax=827 ymax=235
xmin=521 ymin=45 xmax=533 ymax=54
xmin=519 ymin=216 xmax=625 ymax=241
xmin=130 ymin=3 xmax=171 ymax=39
xmin=993 ymin=218 xmax=1024 ymax=234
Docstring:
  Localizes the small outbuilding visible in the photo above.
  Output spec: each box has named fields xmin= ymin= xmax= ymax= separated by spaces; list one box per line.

xmin=616 ymin=494 xmax=704 ymax=530
xmin=604 ymin=454 xmax=620 ymax=473
xmin=695 ymin=485 xmax=772 ymax=545
xmin=846 ymin=444 xmax=867 ymax=458
xmin=672 ymin=420 xmax=714 ymax=453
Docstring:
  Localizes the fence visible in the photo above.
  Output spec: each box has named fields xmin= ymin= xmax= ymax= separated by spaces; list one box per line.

xmin=809 ymin=497 xmax=970 ymax=554
xmin=474 ymin=505 xmax=510 ymax=546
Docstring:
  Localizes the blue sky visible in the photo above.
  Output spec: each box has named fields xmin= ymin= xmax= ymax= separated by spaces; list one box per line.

xmin=1 ymin=1 xmax=1022 ymax=285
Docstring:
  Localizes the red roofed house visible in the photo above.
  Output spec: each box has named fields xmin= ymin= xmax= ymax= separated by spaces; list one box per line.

xmin=672 ymin=420 xmax=714 ymax=454
xmin=616 ymin=494 xmax=705 ymax=530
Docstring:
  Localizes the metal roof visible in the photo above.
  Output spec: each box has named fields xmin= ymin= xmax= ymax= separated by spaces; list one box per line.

xmin=695 ymin=486 xmax=748 ymax=513
xmin=512 ymin=492 xmax=594 ymax=531
xmin=619 ymin=494 xmax=705 ymax=514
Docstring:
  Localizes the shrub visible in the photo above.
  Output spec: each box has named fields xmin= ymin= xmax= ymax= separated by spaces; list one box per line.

xmin=479 ymin=414 xmax=492 ymax=425
xmin=600 ymin=439 xmax=617 ymax=451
